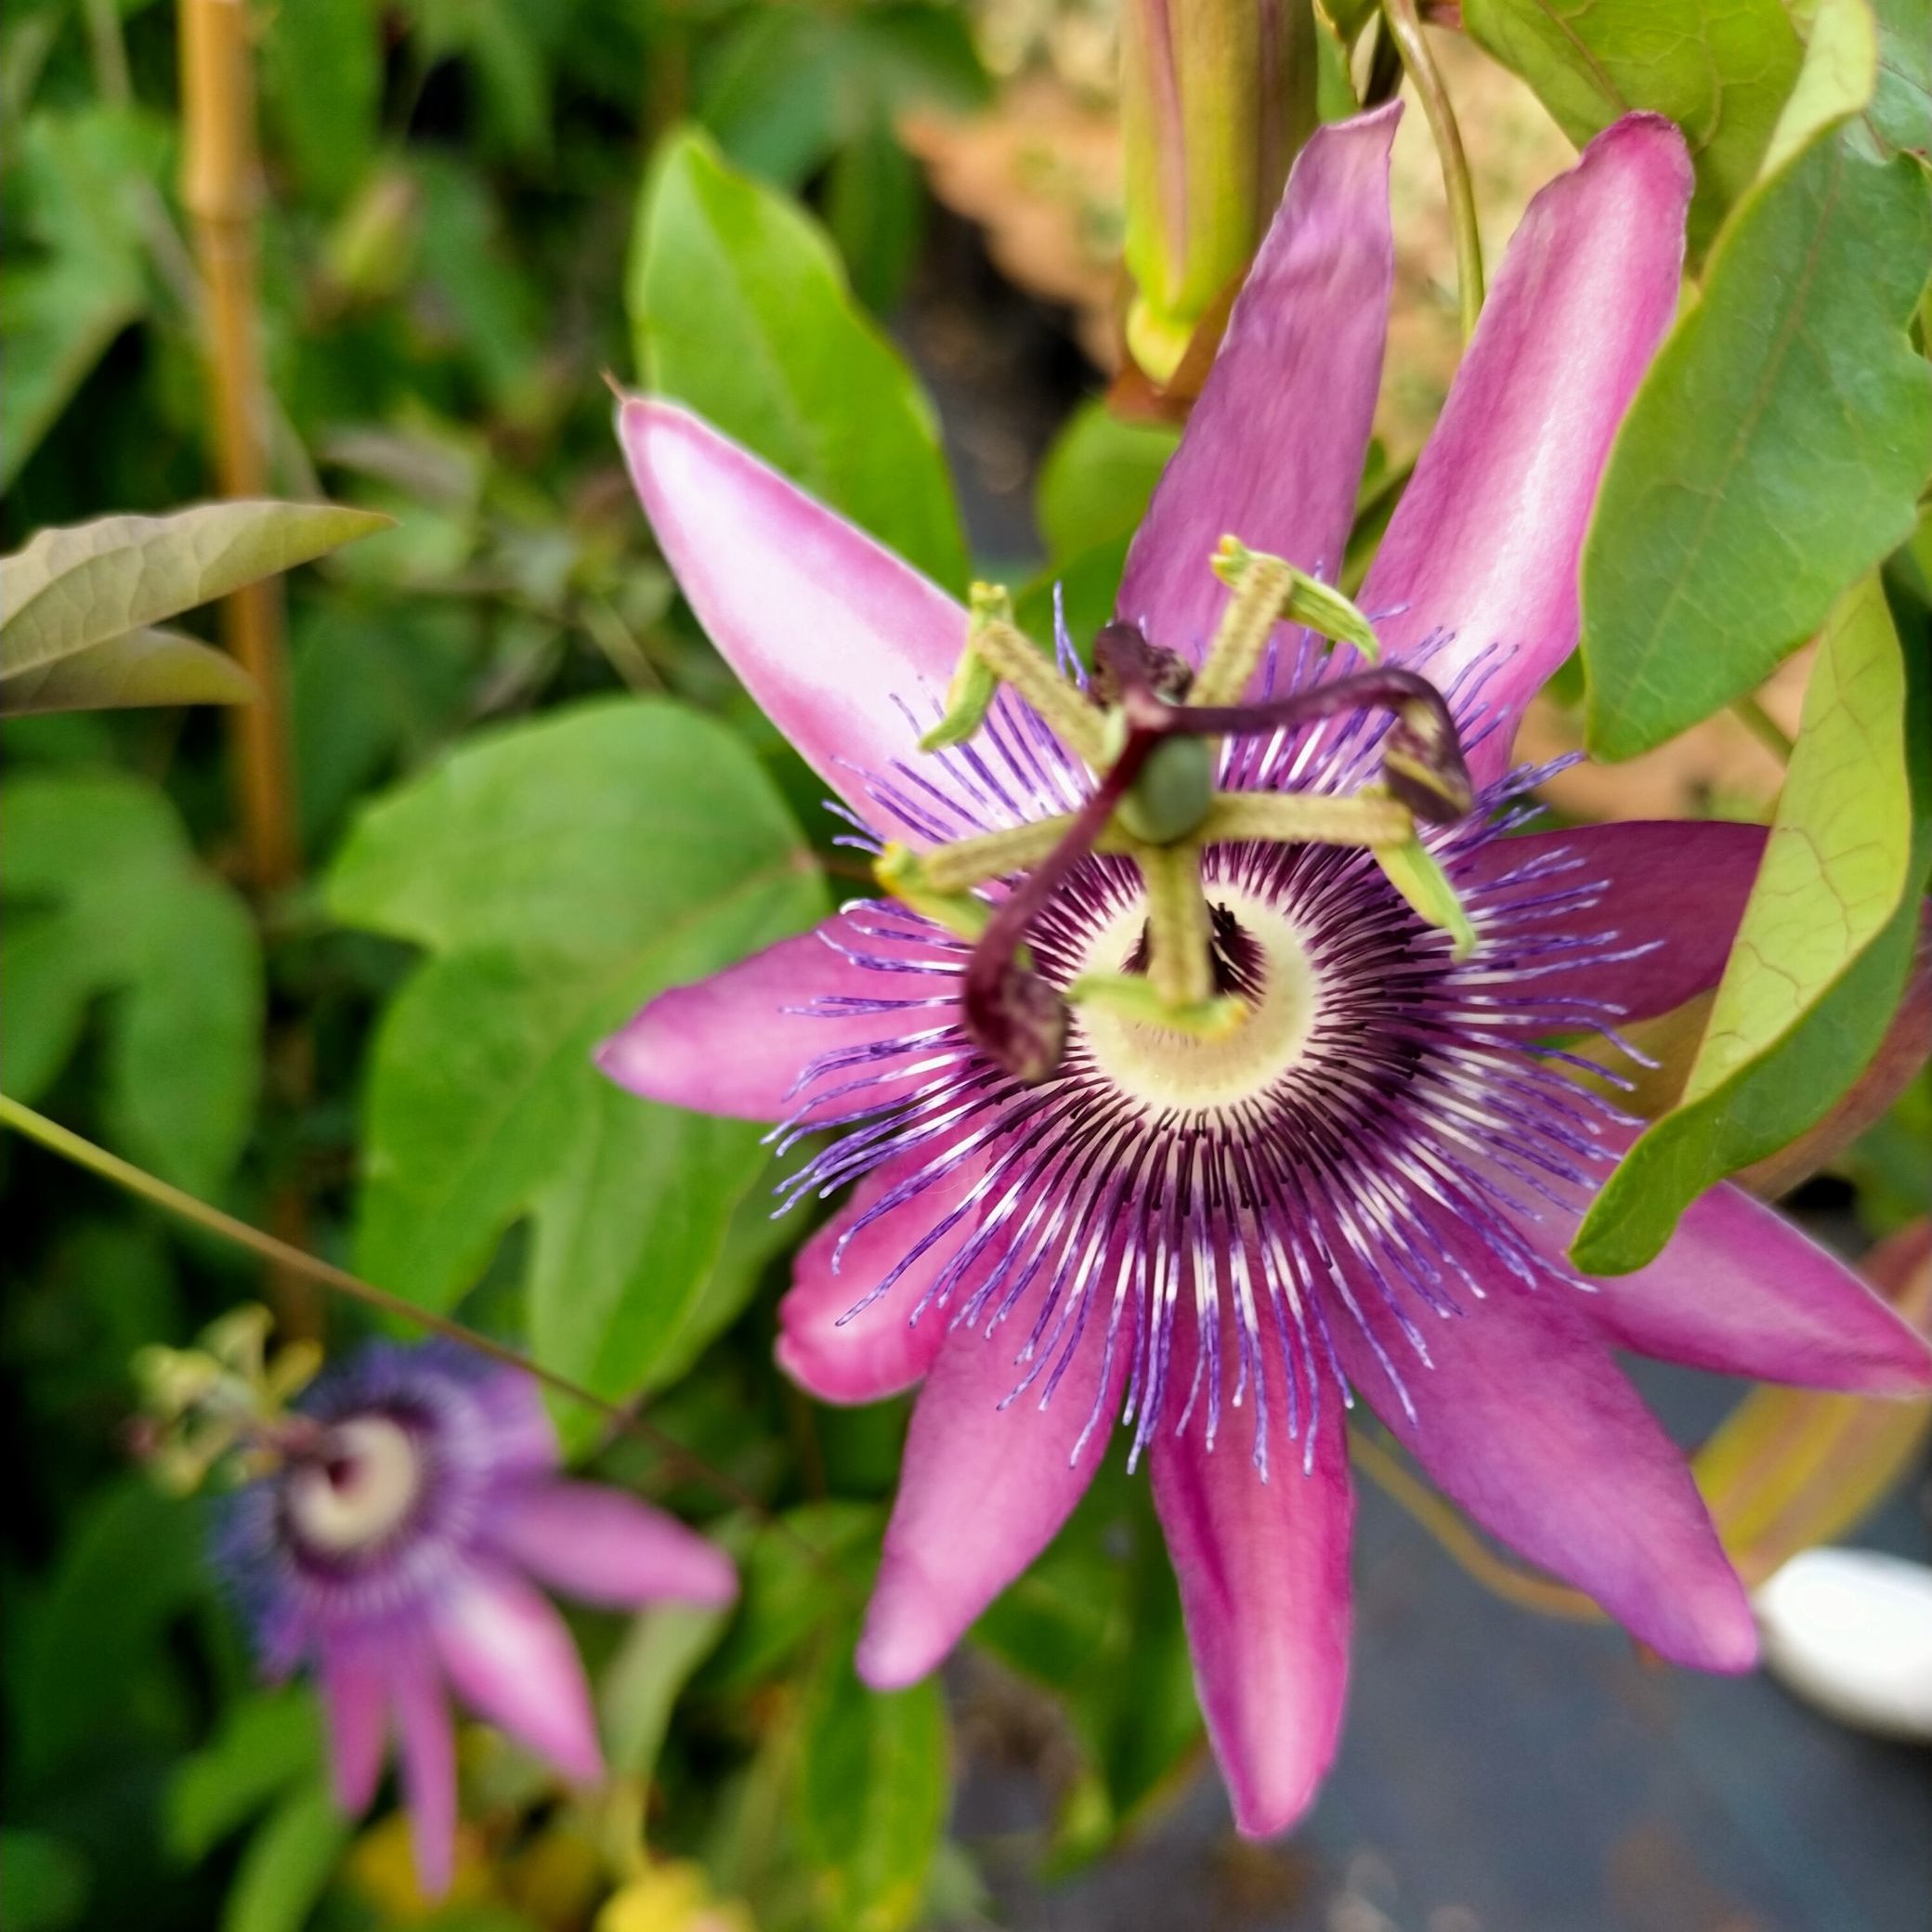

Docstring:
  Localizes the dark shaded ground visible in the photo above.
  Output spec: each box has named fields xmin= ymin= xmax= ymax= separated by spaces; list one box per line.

xmin=950 ymin=1364 xmax=1931 ymax=1932
xmin=902 ymin=220 xmax=1932 ymax=1932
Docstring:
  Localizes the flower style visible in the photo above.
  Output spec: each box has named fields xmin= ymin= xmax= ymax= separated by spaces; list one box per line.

xmin=602 ymin=107 xmax=1932 ymax=1834
xmin=216 ymin=1341 xmax=737 ymax=1894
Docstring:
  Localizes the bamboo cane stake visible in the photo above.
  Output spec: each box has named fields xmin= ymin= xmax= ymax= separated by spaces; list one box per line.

xmin=178 ymin=0 xmax=299 ymax=893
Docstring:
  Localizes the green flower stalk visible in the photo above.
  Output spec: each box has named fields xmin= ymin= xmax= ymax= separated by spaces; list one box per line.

xmin=1121 ymin=0 xmax=1317 ymax=385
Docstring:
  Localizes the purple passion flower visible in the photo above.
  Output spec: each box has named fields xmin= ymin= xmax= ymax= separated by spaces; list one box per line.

xmin=600 ymin=107 xmax=1932 ymax=1834
xmin=216 ymin=1341 xmax=736 ymax=1894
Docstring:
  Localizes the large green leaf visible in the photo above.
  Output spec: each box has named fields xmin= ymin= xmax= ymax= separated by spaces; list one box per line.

xmin=0 ymin=773 xmax=263 ymax=1197
xmin=1463 ymin=0 xmax=1803 ymax=256
xmin=1579 ymin=33 xmax=1932 ymax=759
xmin=0 ymin=503 xmax=390 ymax=683
xmin=328 ymin=700 xmax=825 ymax=1432
xmin=0 ymin=628 xmax=256 ymax=716
xmin=796 ymin=1640 xmax=947 ymax=1932
xmin=221 ymin=1782 xmax=349 ymax=1932
xmin=1573 ymin=575 xmax=1932 ymax=1271
xmin=167 ymin=1692 xmax=322 ymax=1864
xmin=259 ymin=0 xmax=379 ymax=205
xmin=0 ymin=108 xmax=163 ymax=491
xmin=628 ymin=128 xmax=968 ymax=593
xmin=1035 ymin=401 xmax=1180 ymax=564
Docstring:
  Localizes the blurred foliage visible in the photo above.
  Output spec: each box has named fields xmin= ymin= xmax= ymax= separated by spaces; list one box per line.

xmin=3 ymin=1 xmax=1930 ymax=1929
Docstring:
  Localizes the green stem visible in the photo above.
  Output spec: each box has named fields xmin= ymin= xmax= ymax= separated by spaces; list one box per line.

xmin=0 ymin=1093 xmax=842 ymax=1584
xmin=1383 ymin=0 xmax=1484 ymax=345
xmin=1731 ymin=691 xmax=1795 ymax=763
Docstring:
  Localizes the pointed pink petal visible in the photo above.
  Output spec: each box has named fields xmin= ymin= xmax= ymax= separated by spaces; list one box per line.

xmin=1458 ymin=819 xmax=1766 ymax=1021
xmin=386 ymin=1638 xmax=457 ymax=1901
xmin=857 ymin=1297 xmax=1129 ymax=1688
xmin=1151 ymin=1352 xmax=1352 ymax=1837
xmin=317 ymin=1638 xmax=388 ymax=1816
xmin=618 ymin=398 xmax=968 ymax=829
xmin=1531 ymin=1181 xmax=1932 ymax=1396
xmin=596 ymin=908 xmax=960 ymax=1122
xmin=1338 ymin=1253 xmax=1756 ymax=1672
xmin=474 ymin=1365 xmax=559 ymax=1479
xmin=778 ymin=1155 xmax=986 ymax=1403
xmin=1360 ymin=114 xmax=1692 ymax=779
xmin=432 ymin=1566 xmax=603 ymax=1786
xmin=1119 ymin=105 xmax=1400 ymax=661
xmin=490 ymin=1482 xmax=738 ymax=1609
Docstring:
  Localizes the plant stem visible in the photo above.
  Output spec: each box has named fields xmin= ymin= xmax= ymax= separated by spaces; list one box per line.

xmin=1731 ymin=691 xmax=1795 ymax=762
xmin=1382 ymin=0 xmax=1484 ymax=346
xmin=178 ymin=0 xmax=300 ymax=894
xmin=0 ymin=1093 xmax=834 ymax=1577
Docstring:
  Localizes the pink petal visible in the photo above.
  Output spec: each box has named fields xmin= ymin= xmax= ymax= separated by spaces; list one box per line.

xmin=1540 ymin=1183 xmax=1932 ymax=1396
xmin=1360 ymin=114 xmax=1692 ymax=779
xmin=317 ymin=1637 xmax=388 ymax=1816
xmin=596 ymin=908 xmax=961 ymax=1122
xmin=386 ymin=1638 xmax=458 ymax=1901
xmin=431 ymin=1566 xmax=604 ymax=1785
xmin=490 ymin=1482 xmax=738 ymax=1609
xmin=474 ymin=1365 xmax=559 ymax=1479
xmin=778 ymin=1155 xmax=986 ymax=1403
xmin=1150 ymin=1341 xmax=1353 ymax=1838
xmin=1119 ymin=105 xmax=1400 ymax=662
xmin=1457 ymin=819 xmax=1766 ymax=1021
xmin=618 ymin=398 xmax=969 ymax=830
xmin=1338 ymin=1247 xmax=1757 ymax=1672
xmin=857 ymin=1295 xmax=1129 ymax=1689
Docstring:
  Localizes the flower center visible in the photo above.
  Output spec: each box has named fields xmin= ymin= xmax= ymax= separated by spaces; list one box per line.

xmin=1071 ymin=888 xmax=1319 ymax=1112
xmin=285 ymin=1414 xmax=423 ymax=1556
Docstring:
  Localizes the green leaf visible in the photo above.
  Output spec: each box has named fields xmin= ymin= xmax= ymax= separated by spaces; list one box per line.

xmin=0 ymin=773 xmax=262 ymax=1195
xmin=328 ymin=700 xmax=825 ymax=1416
xmin=0 ymin=1830 xmax=89 ymax=1932
xmin=1865 ymin=0 xmax=1932 ymax=155
xmin=796 ymin=1641 xmax=947 ymax=1932
xmin=702 ymin=1503 xmax=883 ymax=1693
xmin=260 ymin=0 xmax=379 ymax=204
xmin=0 ymin=627 xmax=256 ymax=715
xmin=1580 ymin=111 xmax=1932 ymax=758
xmin=168 ymin=1690 xmax=323 ymax=1863
xmin=221 ymin=1782 xmax=349 ymax=1932
xmin=600 ymin=1601 xmax=731 ymax=1783
xmin=6 ymin=1480 xmax=206 ymax=1784
xmin=328 ymin=698 xmax=815 ymax=959
xmin=0 ymin=108 xmax=162 ymax=491
xmin=1462 ymin=0 xmax=1804 ymax=255
xmin=628 ymin=127 xmax=969 ymax=593
xmin=825 ymin=113 xmax=925 ymax=315
xmin=1035 ymin=401 xmax=1180 ymax=564
xmin=1573 ymin=575 xmax=1932 ymax=1272
xmin=0 ymin=502 xmax=390 ymax=683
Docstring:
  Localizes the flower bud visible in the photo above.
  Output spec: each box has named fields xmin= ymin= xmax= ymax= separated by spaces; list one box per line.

xmin=1121 ymin=1 xmax=1316 ymax=385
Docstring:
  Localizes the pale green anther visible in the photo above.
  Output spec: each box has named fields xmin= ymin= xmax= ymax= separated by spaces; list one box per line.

xmin=1200 ymin=789 xmax=1413 ymax=848
xmin=920 ymin=582 xmax=1012 ymax=752
xmin=1373 ymin=829 xmax=1478 ymax=961
xmin=920 ymin=815 xmax=1078 ymax=893
xmin=1210 ymin=536 xmax=1382 ymax=663
xmin=874 ymin=842 xmax=994 ymax=942
xmin=1193 ymin=542 xmax=1294 ymax=705
xmin=1116 ymin=733 xmax=1217 ymax=844
xmin=1065 ymin=970 xmax=1250 ymax=1040
xmin=972 ymin=614 xmax=1108 ymax=765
